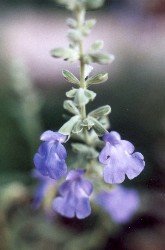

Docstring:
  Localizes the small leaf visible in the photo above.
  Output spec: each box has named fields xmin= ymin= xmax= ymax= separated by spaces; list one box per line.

xmin=51 ymin=48 xmax=68 ymax=58
xmin=66 ymin=18 xmax=77 ymax=28
xmin=90 ymin=53 xmax=115 ymax=64
xmin=72 ymin=143 xmax=99 ymax=159
xmin=86 ymin=0 xmax=105 ymax=9
xmin=88 ymin=117 xmax=107 ymax=136
xmin=72 ymin=120 xmax=83 ymax=134
xmin=66 ymin=88 xmax=78 ymax=98
xmin=68 ymin=30 xmax=82 ymax=42
xmin=99 ymin=116 xmax=110 ymax=130
xmin=59 ymin=115 xmax=80 ymax=135
xmin=63 ymin=100 xmax=79 ymax=115
xmin=90 ymin=40 xmax=104 ymax=52
xmin=88 ymin=105 xmax=111 ymax=118
xmin=51 ymin=48 xmax=79 ymax=62
xmin=86 ymin=73 xmax=108 ymax=86
xmin=62 ymin=70 xmax=79 ymax=85
xmin=84 ymin=89 xmax=96 ymax=101
xmin=85 ymin=19 xmax=96 ymax=29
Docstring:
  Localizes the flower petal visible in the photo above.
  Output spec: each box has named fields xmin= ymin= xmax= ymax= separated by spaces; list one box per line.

xmin=53 ymin=197 xmax=75 ymax=218
xmin=126 ymin=152 xmax=145 ymax=180
xmin=79 ymin=179 xmax=93 ymax=196
xmin=99 ymin=142 xmax=112 ymax=164
xmin=121 ymin=140 xmax=135 ymax=154
xmin=76 ymin=197 xmax=91 ymax=219
xmin=104 ymin=164 xmax=125 ymax=184
xmin=40 ymin=130 xmax=66 ymax=142
xmin=103 ymin=131 xmax=121 ymax=145
xmin=96 ymin=186 xmax=139 ymax=223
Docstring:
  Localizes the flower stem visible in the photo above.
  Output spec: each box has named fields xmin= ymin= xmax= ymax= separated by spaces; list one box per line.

xmin=76 ymin=8 xmax=90 ymax=144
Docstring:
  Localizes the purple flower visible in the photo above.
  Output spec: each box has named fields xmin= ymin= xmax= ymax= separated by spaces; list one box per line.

xmin=33 ymin=130 xmax=67 ymax=180
xmin=96 ymin=186 xmax=139 ymax=223
xmin=32 ymin=170 xmax=55 ymax=210
xmin=99 ymin=131 xmax=145 ymax=184
xmin=53 ymin=169 xmax=93 ymax=219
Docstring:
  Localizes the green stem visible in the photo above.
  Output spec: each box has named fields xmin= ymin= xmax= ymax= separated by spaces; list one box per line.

xmin=76 ymin=8 xmax=90 ymax=144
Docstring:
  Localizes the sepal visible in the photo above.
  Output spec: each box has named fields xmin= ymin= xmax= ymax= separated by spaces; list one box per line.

xmin=88 ymin=117 xmax=107 ymax=136
xmin=74 ymin=88 xmax=96 ymax=106
xmin=81 ymin=118 xmax=94 ymax=130
xmin=59 ymin=115 xmax=80 ymax=136
xmin=66 ymin=88 xmax=96 ymax=106
xmin=66 ymin=88 xmax=77 ymax=98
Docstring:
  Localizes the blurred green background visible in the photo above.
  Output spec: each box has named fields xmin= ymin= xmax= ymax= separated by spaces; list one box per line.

xmin=0 ymin=0 xmax=165 ymax=249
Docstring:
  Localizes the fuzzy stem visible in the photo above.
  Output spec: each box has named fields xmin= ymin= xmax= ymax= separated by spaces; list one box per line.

xmin=75 ymin=8 xmax=90 ymax=144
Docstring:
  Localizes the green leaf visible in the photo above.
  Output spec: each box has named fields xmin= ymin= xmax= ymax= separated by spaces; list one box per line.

xmin=66 ymin=18 xmax=77 ymax=28
xmin=66 ymin=88 xmax=78 ymax=98
xmin=88 ymin=117 xmax=107 ymax=136
xmin=81 ymin=19 xmax=96 ymax=36
xmin=84 ymin=89 xmax=96 ymax=101
xmin=51 ymin=48 xmax=79 ymax=62
xmin=86 ymin=0 xmax=105 ymax=9
xmin=99 ymin=116 xmax=110 ymax=129
xmin=72 ymin=143 xmax=98 ymax=159
xmin=72 ymin=120 xmax=83 ymax=134
xmin=59 ymin=115 xmax=80 ymax=135
xmin=90 ymin=40 xmax=104 ymax=52
xmin=89 ymin=53 xmax=115 ymax=64
xmin=68 ymin=30 xmax=82 ymax=42
xmin=88 ymin=105 xmax=111 ymax=118
xmin=51 ymin=48 xmax=68 ymax=58
xmin=86 ymin=73 xmax=108 ymax=86
xmin=63 ymin=100 xmax=79 ymax=115
xmin=62 ymin=70 xmax=79 ymax=85
xmin=85 ymin=19 xmax=96 ymax=29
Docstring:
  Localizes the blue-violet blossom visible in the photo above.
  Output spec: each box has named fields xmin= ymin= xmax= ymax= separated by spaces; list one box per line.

xmin=34 ymin=130 xmax=67 ymax=180
xmin=96 ymin=186 xmax=139 ymax=223
xmin=99 ymin=131 xmax=145 ymax=184
xmin=32 ymin=170 xmax=55 ymax=210
xmin=53 ymin=169 xmax=93 ymax=219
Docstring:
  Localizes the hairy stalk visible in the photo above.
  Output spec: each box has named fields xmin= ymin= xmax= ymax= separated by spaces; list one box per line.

xmin=75 ymin=8 xmax=90 ymax=145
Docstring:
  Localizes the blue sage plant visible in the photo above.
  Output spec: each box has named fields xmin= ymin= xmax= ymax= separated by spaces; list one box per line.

xmin=33 ymin=0 xmax=145 ymax=221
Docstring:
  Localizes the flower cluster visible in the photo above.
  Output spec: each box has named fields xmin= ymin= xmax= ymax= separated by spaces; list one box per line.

xmin=33 ymin=0 xmax=145 ymax=222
